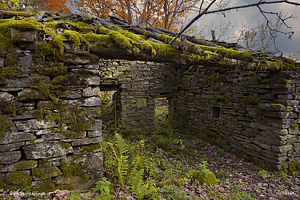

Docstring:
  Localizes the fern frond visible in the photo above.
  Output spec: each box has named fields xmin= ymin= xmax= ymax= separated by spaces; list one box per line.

xmin=137 ymin=181 xmax=158 ymax=200
xmin=130 ymin=169 xmax=144 ymax=192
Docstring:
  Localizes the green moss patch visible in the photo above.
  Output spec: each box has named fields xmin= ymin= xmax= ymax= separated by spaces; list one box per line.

xmin=34 ymin=179 xmax=56 ymax=192
xmin=32 ymin=166 xmax=62 ymax=180
xmin=79 ymin=143 xmax=101 ymax=152
xmin=7 ymin=171 xmax=32 ymax=191
xmin=0 ymin=115 xmax=13 ymax=138
xmin=243 ymin=95 xmax=269 ymax=105
xmin=82 ymin=33 xmax=113 ymax=43
xmin=200 ymin=45 xmax=254 ymax=61
xmin=0 ymin=11 xmax=37 ymax=19
xmin=14 ymin=160 xmax=38 ymax=171
xmin=60 ymin=159 xmax=89 ymax=184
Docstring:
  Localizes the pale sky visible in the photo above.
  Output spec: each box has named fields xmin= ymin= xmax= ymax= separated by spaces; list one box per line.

xmin=184 ymin=0 xmax=300 ymax=57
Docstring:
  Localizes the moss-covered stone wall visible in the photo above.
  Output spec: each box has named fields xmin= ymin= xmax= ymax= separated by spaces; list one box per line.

xmin=172 ymin=65 xmax=300 ymax=172
xmin=0 ymin=18 xmax=103 ymax=191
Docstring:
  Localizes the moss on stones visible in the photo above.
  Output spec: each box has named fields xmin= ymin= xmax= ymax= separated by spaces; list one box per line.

xmin=34 ymin=179 xmax=56 ymax=192
xmin=290 ymin=124 xmax=299 ymax=128
xmin=35 ymin=62 xmax=68 ymax=76
xmin=243 ymin=95 xmax=269 ymax=105
xmin=32 ymin=166 xmax=62 ymax=180
xmin=60 ymin=159 xmax=89 ymax=184
xmin=266 ymin=58 xmax=295 ymax=71
xmin=199 ymin=45 xmax=254 ymax=61
xmin=82 ymin=33 xmax=113 ymax=43
xmin=149 ymin=41 xmax=178 ymax=57
xmin=63 ymin=30 xmax=86 ymax=48
xmin=98 ymin=26 xmax=109 ymax=34
xmin=0 ymin=115 xmax=13 ymax=138
xmin=109 ymin=30 xmax=135 ymax=48
xmin=7 ymin=171 xmax=32 ymax=191
xmin=79 ymin=144 xmax=101 ymax=152
xmin=0 ymin=10 xmax=37 ymax=18
xmin=141 ymin=41 xmax=156 ymax=56
xmin=14 ymin=160 xmax=38 ymax=171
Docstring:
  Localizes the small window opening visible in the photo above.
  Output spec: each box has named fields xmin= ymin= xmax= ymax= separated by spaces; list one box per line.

xmin=212 ymin=107 xmax=221 ymax=118
xmin=154 ymin=97 xmax=169 ymax=130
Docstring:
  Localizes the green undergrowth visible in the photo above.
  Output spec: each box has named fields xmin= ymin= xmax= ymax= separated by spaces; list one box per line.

xmin=99 ymin=123 xmax=222 ymax=199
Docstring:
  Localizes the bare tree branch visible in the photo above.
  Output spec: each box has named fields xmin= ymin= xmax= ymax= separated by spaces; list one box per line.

xmin=169 ymin=0 xmax=300 ymax=45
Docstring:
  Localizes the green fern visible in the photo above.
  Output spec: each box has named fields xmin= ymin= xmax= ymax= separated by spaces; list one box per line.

xmin=137 ymin=180 xmax=158 ymax=200
xmin=130 ymin=169 xmax=144 ymax=192
xmin=186 ymin=161 xmax=219 ymax=185
xmin=107 ymin=133 xmax=129 ymax=186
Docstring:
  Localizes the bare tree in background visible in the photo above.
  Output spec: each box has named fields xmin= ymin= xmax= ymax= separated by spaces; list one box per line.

xmin=171 ymin=0 xmax=300 ymax=52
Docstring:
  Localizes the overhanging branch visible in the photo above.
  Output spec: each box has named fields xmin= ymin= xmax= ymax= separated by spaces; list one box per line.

xmin=169 ymin=0 xmax=300 ymax=45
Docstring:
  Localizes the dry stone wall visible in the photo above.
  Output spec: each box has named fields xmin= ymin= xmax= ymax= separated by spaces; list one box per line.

xmin=0 ymin=27 xmax=103 ymax=191
xmin=98 ymin=59 xmax=176 ymax=128
xmin=172 ymin=65 xmax=300 ymax=172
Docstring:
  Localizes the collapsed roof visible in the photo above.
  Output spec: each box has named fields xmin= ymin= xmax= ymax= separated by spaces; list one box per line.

xmin=0 ymin=10 xmax=297 ymax=71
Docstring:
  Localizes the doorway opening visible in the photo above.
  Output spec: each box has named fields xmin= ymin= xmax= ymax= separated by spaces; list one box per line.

xmin=154 ymin=97 xmax=170 ymax=130
xmin=99 ymin=86 xmax=119 ymax=125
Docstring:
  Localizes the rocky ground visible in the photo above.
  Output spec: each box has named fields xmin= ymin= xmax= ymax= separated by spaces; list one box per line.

xmin=1 ymin=132 xmax=299 ymax=200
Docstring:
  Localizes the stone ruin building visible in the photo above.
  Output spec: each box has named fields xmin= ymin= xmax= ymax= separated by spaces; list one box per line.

xmin=0 ymin=9 xmax=299 ymax=191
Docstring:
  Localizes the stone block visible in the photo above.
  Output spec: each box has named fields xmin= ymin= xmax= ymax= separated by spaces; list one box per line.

xmin=0 ymin=151 xmax=21 ymax=165
xmin=14 ymin=119 xmax=37 ymax=132
xmin=65 ymin=53 xmax=92 ymax=65
xmin=86 ymin=76 xmax=100 ymax=86
xmin=84 ymin=64 xmax=99 ymax=70
xmin=272 ymin=145 xmax=293 ymax=153
xmin=136 ymin=98 xmax=147 ymax=109
xmin=86 ymin=120 xmax=102 ymax=131
xmin=272 ymin=87 xmax=295 ymax=94
xmin=0 ymin=160 xmax=37 ymax=173
xmin=10 ymin=27 xmax=37 ymax=42
xmin=0 ymin=132 xmax=36 ymax=145
xmin=244 ymin=143 xmax=262 ymax=153
xmin=0 ymin=142 xmax=25 ymax=152
xmin=60 ymin=90 xmax=82 ymax=99
xmin=72 ymin=136 xmax=102 ymax=146
xmin=32 ymin=166 xmax=62 ymax=180
xmin=83 ymin=86 xmax=100 ymax=97
xmin=73 ymin=180 xmax=95 ymax=190
xmin=7 ymin=75 xmax=39 ymax=88
xmin=53 ymin=176 xmax=80 ymax=185
xmin=0 ymin=92 xmax=14 ymax=101
xmin=274 ymin=100 xmax=299 ymax=107
xmin=19 ymin=55 xmax=32 ymax=68
xmin=278 ymin=94 xmax=293 ymax=100
xmin=87 ymin=131 xmax=102 ymax=138
xmin=255 ymin=134 xmax=286 ymax=146
xmin=22 ymin=141 xmax=73 ymax=159
xmin=262 ymin=112 xmax=289 ymax=119
xmin=81 ymin=97 xmax=101 ymax=107
xmin=288 ymin=127 xmax=299 ymax=134
xmin=0 ymin=57 xmax=4 ymax=67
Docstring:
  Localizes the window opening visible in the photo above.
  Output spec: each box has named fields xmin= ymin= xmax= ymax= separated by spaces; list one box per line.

xmin=212 ymin=106 xmax=221 ymax=119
